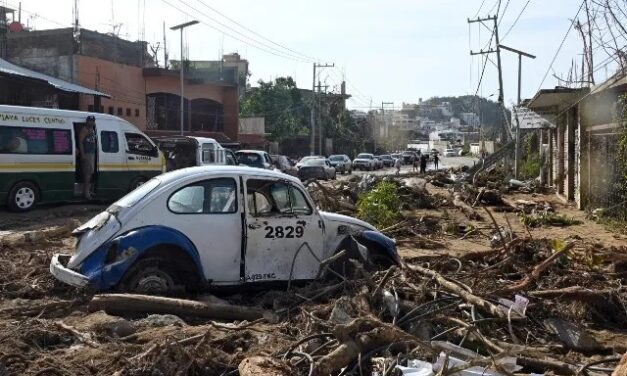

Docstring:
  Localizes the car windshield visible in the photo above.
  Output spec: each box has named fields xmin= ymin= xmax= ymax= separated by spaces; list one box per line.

xmin=381 ymin=155 xmax=392 ymax=159
xmin=329 ymin=155 xmax=344 ymax=161
xmin=304 ymin=159 xmax=326 ymax=166
xmin=402 ymin=151 xmax=412 ymax=155
xmin=114 ymin=178 xmax=160 ymax=208
xmin=237 ymin=152 xmax=264 ymax=167
xmin=357 ymin=153 xmax=373 ymax=159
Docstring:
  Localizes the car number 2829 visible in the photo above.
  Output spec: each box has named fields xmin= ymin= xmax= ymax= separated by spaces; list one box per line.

xmin=264 ymin=225 xmax=304 ymax=239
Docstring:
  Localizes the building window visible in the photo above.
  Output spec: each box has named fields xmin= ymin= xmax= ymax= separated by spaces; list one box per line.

xmin=126 ymin=108 xmax=131 ymax=116
xmin=135 ymin=108 xmax=140 ymax=117
xmin=117 ymin=107 xmax=123 ymax=116
xmin=108 ymin=106 xmax=114 ymax=115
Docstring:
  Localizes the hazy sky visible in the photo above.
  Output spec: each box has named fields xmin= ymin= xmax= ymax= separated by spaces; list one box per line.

xmin=10 ymin=0 xmax=617 ymax=110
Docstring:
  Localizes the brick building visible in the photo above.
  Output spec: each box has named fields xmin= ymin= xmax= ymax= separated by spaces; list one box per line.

xmin=6 ymin=27 xmax=240 ymax=143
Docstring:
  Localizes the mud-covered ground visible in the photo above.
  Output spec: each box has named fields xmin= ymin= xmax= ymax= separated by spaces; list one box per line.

xmin=0 ymin=175 xmax=626 ymax=376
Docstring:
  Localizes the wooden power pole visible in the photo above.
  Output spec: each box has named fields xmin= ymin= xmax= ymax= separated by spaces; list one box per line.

xmin=310 ymin=63 xmax=334 ymax=156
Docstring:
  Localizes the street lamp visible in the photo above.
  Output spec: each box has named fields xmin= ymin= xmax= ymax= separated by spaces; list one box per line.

xmin=170 ymin=20 xmax=199 ymax=136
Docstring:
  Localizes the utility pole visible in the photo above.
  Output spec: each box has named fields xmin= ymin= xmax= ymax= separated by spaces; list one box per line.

xmin=378 ymin=102 xmax=394 ymax=153
xmin=468 ymin=15 xmax=504 ymax=108
xmin=500 ymin=44 xmax=536 ymax=179
xmin=170 ymin=20 xmax=199 ymax=136
xmin=310 ymin=63 xmax=334 ymax=155
xmin=162 ymin=21 xmax=168 ymax=69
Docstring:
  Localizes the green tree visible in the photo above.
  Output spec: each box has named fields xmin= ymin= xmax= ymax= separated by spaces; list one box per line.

xmin=240 ymin=77 xmax=309 ymax=142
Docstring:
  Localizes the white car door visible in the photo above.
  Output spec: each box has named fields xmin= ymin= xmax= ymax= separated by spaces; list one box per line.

xmin=244 ymin=177 xmax=325 ymax=282
xmin=165 ymin=176 xmax=242 ymax=284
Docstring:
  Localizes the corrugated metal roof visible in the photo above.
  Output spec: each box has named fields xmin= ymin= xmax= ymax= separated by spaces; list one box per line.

xmin=0 ymin=58 xmax=110 ymax=97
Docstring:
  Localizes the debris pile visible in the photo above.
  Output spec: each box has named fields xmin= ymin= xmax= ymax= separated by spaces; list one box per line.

xmin=0 ymin=180 xmax=626 ymax=375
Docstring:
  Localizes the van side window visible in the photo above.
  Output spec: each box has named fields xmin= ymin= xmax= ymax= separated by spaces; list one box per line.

xmin=101 ymin=131 xmax=119 ymax=153
xmin=125 ymin=133 xmax=156 ymax=156
xmin=202 ymin=143 xmax=216 ymax=163
xmin=0 ymin=126 xmax=71 ymax=155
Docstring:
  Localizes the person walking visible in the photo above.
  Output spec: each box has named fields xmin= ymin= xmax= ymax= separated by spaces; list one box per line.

xmin=412 ymin=155 xmax=419 ymax=172
xmin=78 ymin=115 xmax=97 ymax=199
xmin=394 ymin=157 xmax=402 ymax=176
xmin=420 ymin=153 xmax=428 ymax=174
xmin=433 ymin=154 xmax=439 ymax=170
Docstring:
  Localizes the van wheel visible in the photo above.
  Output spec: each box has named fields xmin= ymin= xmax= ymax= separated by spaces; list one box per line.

xmin=129 ymin=177 xmax=147 ymax=192
xmin=121 ymin=257 xmax=179 ymax=295
xmin=8 ymin=182 xmax=39 ymax=212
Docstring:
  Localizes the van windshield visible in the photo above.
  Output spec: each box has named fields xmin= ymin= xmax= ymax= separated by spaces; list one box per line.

xmin=114 ymin=178 xmax=160 ymax=208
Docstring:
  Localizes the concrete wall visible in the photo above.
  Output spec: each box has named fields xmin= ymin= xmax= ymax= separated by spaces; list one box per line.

xmin=145 ymin=75 xmax=224 ymax=103
xmin=77 ymin=55 xmax=147 ymax=129
xmin=239 ymin=117 xmax=265 ymax=134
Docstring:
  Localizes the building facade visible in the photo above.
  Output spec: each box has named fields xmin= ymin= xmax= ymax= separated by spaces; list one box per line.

xmin=6 ymin=27 xmax=240 ymax=143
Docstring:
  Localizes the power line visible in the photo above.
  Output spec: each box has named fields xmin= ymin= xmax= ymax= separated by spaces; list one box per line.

xmin=501 ymin=0 xmax=532 ymax=40
xmin=171 ymin=0 xmax=315 ymax=63
xmin=473 ymin=0 xmax=488 ymax=18
xmin=193 ymin=0 xmax=320 ymax=63
xmin=497 ymin=0 xmax=512 ymax=26
xmin=534 ymin=1 xmax=585 ymax=92
xmin=160 ymin=0 xmax=313 ymax=63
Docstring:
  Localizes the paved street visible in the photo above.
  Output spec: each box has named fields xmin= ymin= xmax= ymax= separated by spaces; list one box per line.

xmin=339 ymin=156 xmax=479 ymax=178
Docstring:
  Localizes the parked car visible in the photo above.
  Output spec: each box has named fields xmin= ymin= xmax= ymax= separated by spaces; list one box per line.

xmin=379 ymin=154 xmax=395 ymax=167
xmin=235 ymin=150 xmax=273 ymax=169
xmin=296 ymin=155 xmax=324 ymax=170
xmin=156 ymin=136 xmax=238 ymax=172
xmin=391 ymin=153 xmax=402 ymax=163
xmin=328 ymin=154 xmax=352 ymax=174
xmin=353 ymin=153 xmax=376 ymax=171
xmin=298 ymin=158 xmax=336 ymax=180
xmin=402 ymin=151 xmax=418 ymax=165
xmin=373 ymin=156 xmax=384 ymax=169
xmin=271 ymin=155 xmax=298 ymax=176
xmin=444 ymin=149 xmax=456 ymax=157
xmin=49 ymin=166 xmax=400 ymax=293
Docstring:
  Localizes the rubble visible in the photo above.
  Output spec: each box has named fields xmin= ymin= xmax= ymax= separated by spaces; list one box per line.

xmin=0 ymin=174 xmax=626 ymax=375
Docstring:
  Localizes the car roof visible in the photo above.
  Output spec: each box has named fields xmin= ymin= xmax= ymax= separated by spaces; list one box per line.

xmin=155 ymin=165 xmax=302 ymax=186
xmin=236 ymin=150 xmax=267 ymax=154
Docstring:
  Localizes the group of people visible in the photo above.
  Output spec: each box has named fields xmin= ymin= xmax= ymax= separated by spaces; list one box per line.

xmin=395 ymin=152 xmax=439 ymax=175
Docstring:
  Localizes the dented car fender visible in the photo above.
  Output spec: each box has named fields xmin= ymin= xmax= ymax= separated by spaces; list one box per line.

xmin=76 ymin=225 xmax=203 ymax=290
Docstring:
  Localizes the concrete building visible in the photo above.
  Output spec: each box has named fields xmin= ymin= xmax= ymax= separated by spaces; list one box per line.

xmin=460 ymin=112 xmax=480 ymax=127
xmin=524 ymin=80 xmax=626 ymax=211
xmin=238 ymin=117 xmax=269 ymax=149
xmin=6 ymin=27 xmax=241 ymax=143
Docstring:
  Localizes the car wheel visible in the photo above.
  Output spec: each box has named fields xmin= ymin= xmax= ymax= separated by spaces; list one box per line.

xmin=121 ymin=257 xmax=179 ymax=295
xmin=8 ymin=181 xmax=39 ymax=212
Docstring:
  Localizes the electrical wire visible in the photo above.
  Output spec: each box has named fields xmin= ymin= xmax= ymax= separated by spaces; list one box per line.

xmin=500 ymin=0 xmax=532 ymax=41
xmin=160 ymin=0 xmax=313 ymax=63
xmin=193 ymin=0 xmax=321 ymax=63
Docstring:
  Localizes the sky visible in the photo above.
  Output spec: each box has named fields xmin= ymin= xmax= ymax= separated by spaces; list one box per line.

xmin=8 ymin=0 xmax=619 ymax=110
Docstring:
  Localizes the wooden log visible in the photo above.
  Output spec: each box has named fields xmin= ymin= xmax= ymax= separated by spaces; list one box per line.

xmin=495 ymin=242 xmax=575 ymax=295
xmin=612 ymin=352 xmax=627 ymax=376
xmin=313 ymin=318 xmax=424 ymax=376
xmin=239 ymin=356 xmax=291 ymax=376
xmin=88 ymin=294 xmax=275 ymax=322
xmin=405 ymin=263 xmax=507 ymax=319
xmin=453 ymin=194 xmax=482 ymax=220
xmin=528 ymin=286 xmax=612 ymax=300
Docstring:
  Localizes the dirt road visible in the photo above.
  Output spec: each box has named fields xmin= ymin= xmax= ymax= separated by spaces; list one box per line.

xmin=0 ymin=171 xmax=625 ymax=375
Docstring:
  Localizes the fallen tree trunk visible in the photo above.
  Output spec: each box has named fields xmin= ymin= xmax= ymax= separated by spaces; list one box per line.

xmin=405 ymin=263 xmax=507 ymax=319
xmin=528 ymin=286 xmax=613 ymax=300
xmin=88 ymin=294 xmax=274 ymax=322
xmin=453 ymin=193 xmax=482 ymax=220
xmin=612 ymin=352 xmax=627 ymax=376
xmin=496 ymin=242 xmax=575 ymax=295
xmin=313 ymin=318 xmax=425 ymax=376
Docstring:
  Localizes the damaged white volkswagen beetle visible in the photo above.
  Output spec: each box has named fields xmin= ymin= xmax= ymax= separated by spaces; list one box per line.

xmin=50 ymin=166 xmax=400 ymax=294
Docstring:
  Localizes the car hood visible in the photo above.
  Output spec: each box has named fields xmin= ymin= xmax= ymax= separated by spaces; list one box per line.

xmin=68 ymin=208 xmax=123 ymax=268
xmin=319 ymin=211 xmax=377 ymax=231
xmin=353 ymin=158 xmax=372 ymax=163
